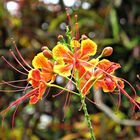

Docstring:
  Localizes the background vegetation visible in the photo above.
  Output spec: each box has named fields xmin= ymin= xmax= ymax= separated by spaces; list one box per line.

xmin=0 ymin=0 xmax=140 ymax=139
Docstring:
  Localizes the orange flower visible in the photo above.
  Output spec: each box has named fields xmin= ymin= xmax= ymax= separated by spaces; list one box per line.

xmin=28 ymin=52 xmax=56 ymax=104
xmin=52 ymin=38 xmax=98 ymax=77
xmin=94 ymin=59 xmax=124 ymax=92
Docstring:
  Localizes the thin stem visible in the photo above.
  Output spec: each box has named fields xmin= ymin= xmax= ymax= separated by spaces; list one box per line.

xmin=46 ymin=83 xmax=79 ymax=96
xmin=80 ymin=95 xmax=96 ymax=140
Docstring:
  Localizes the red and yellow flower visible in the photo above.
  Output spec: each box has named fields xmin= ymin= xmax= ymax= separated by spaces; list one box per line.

xmin=94 ymin=59 xmax=124 ymax=92
xmin=52 ymin=38 xmax=98 ymax=77
xmin=28 ymin=52 xmax=56 ymax=104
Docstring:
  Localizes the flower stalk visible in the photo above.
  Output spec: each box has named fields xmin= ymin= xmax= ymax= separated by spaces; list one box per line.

xmin=80 ymin=94 xmax=96 ymax=140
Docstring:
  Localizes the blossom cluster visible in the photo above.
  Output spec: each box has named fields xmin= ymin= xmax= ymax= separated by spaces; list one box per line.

xmin=0 ymin=14 xmax=140 ymax=118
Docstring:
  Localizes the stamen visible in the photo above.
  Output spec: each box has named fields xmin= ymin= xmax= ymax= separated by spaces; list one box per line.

xmin=85 ymin=97 xmax=98 ymax=106
xmin=116 ymin=90 xmax=121 ymax=113
xmin=43 ymin=87 xmax=51 ymax=99
xmin=117 ymin=84 xmax=140 ymax=110
xmin=75 ymin=15 xmax=80 ymax=40
xmin=52 ymin=89 xmax=64 ymax=97
xmin=122 ymin=78 xmax=137 ymax=101
xmin=2 ymin=80 xmax=29 ymax=89
xmin=0 ymin=79 xmax=27 ymax=85
xmin=65 ymin=8 xmax=74 ymax=37
xmin=0 ymin=88 xmax=38 ymax=115
xmin=10 ymin=50 xmax=29 ymax=72
xmin=12 ymin=39 xmax=33 ymax=69
xmin=12 ymin=104 xmax=19 ymax=129
xmin=64 ymin=92 xmax=70 ymax=108
xmin=1 ymin=56 xmax=28 ymax=76
xmin=0 ymin=88 xmax=31 ymax=93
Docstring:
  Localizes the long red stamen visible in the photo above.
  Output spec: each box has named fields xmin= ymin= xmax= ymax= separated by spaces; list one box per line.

xmin=43 ymin=87 xmax=51 ymax=99
xmin=10 ymin=50 xmax=29 ymax=72
xmin=52 ymin=89 xmax=64 ymax=97
xmin=0 ymin=88 xmax=38 ymax=115
xmin=117 ymin=84 xmax=140 ymax=110
xmin=12 ymin=104 xmax=19 ymax=129
xmin=85 ymin=97 xmax=98 ymax=106
xmin=65 ymin=8 xmax=74 ymax=37
xmin=122 ymin=78 xmax=137 ymax=100
xmin=1 ymin=56 xmax=28 ymax=76
xmin=12 ymin=40 xmax=33 ymax=69
xmin=0 ymin=87 xmax=31 ymax=93
xmin=116 ymin=91 xmax=121 ymax=113
xmin=0 ymin=79 xmax=27 ymax=85
xmin=2 ymin=80 xmax=29 ymax=89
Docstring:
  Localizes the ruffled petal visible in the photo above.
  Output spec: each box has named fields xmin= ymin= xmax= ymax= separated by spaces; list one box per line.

xmin=94 ymin=78 xmax=116 ymax=92
xmin=28 ymin=69 xmax=41 ymax=88
xmin=94 ymin=80 xmax=108 ymax=91
xmin=78 ymin=58 xmax=98 ymax=71
xmin=52 ymin=44 xmax=73 ymax=63
xmin=54 ymin=64 xmax=73 ymax=77
xmin=98 ymin=59 xmax=121 ymax=73
xmin=81 ymin=39 xmax=97 ymax=58
xmin=41 ymin=72 xmax=53 ymax=83
xmin=105 ymin=77 xmax=116 ymax=92
xmin=30 ymin=95 xmax=39 ymax=104
xmin=32 ymin=52 xmax=51 ymax=69
xmin=38 ymin=82 xmax=46 ymax=100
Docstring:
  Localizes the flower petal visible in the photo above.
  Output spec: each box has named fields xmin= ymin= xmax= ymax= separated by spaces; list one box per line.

xmin=28 ymin=69 xmax=41 ymax=88
xmin=78 ymin=58 xmax=98 ymax=71
xmin=81 ymin=39 xmax=97 ymax=57
xmin=94 ymin=78 xmax=116 ymax=92
xmin=52 ymin=44 xmax=73 ymax=63
xmin=98 ymin=59 xmax=121 ymax=73
xmin=54 ymin=64 xmax=73 ymax=77
xmin=38 ymin=82 xmax=46 ymax=100
xmin=30 ymin=95 xmax=39 ymax=104
xmin=105 ymin=77 xmax=116 ymax=92
xmin=32 ymin=52 xmax=51 ymax=69
xmin=41 ymin=72 xmax=53 ymax=83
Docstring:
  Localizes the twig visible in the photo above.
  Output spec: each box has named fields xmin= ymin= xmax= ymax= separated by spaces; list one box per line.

xmin=94 ymin=89 xmax=140 ymax=126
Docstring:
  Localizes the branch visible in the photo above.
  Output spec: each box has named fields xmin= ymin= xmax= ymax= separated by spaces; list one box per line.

xmin=94 ymin=89 xmax=140 ymax=126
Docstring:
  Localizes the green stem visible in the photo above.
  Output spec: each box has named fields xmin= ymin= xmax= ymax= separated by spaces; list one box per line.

xmin=80 ymin=95 xmax=96 ymax=140
xmin=46 ymin=83 xmax=80 ymax=96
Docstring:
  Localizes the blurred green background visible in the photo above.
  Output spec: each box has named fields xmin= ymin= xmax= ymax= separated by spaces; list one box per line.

xmin=0 ymin=0 xmax=140 ymax=139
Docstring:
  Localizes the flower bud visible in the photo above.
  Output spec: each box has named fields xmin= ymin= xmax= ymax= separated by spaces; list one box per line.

xmin=58 ymin=35 xmax=64 ymax=40
xmin=82 ymin=34 xmax=88 ymax=40
xmin=41 ymin=46 xmax=49 ymax=51
xmin=102 ymin=47 xmax=113 ymax=57
xmin=43 ymin=50 xmax=52 ymax=59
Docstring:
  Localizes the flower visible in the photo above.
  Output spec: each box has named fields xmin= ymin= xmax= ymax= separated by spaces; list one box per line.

xmin=94 ymin=59 xmax=124 ymax=92
xmin=0 ymin=52 xmax=56 ymax=115
xmin=28 ymin=52 xmax=56 ymax=104
xmin=52 ymin=38 xmax=98 ymax=77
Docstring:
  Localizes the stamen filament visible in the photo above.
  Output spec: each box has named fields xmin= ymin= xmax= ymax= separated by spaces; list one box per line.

xmin=2 ymin=80 xmax=29 ymax=89
xmin=10 ymin=50 xmax=29 ymax=72
xmin=0 ymin=79 xmax=27 ymax=85
xmin=1 ymin=56 xmax=28 ymax=76
xmin=12 ymin=40 xmax=33 ymax=69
